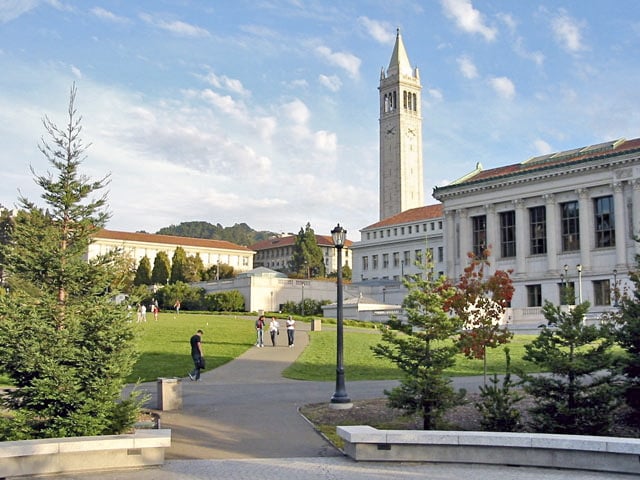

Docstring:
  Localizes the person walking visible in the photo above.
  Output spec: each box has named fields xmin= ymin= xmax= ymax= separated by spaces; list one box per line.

xmin=255 ymin=315 xmax=265 ymax=347
xmin=188 ymin=329 xmax=204 ymax=381
xmin=286 ymin=315 xmax=295 ymax=347
xmin=269 ymin=317 xmax=280 ymax=347
xmin=174 ymin=299 xmax=181 ymax=315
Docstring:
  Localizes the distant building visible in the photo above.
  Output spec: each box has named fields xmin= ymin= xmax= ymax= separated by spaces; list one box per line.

xmin=88 ymin=229 xmax=254 ymax=273
xmin=250 ymin=234 xmax=352 ymax=275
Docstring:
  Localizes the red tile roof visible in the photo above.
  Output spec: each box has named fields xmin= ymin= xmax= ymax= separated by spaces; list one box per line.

xmin=362 ymin=204 xmax=443 ymax=230
xmin=93 ymin=229 xmax=253 ymax=252
xmin=250 ymin=234 xmax=353 ymax=251
xmin=436 ymin=137 xmax=640 ymax=192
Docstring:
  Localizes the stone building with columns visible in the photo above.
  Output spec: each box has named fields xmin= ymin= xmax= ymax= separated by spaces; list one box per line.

xmin=433 ymin=137 xmax=640 ymax=322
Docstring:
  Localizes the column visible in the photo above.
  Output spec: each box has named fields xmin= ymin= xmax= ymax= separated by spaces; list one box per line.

xmin=578 ymin=188 xmax=591 ymax=270
xmin=613 ymin=182 xmax=626 ymax=267
xmin=444 ymin=210 xmax=456 ymax=279
xmin=458 ymin=209 xmax=470 ymax=272
xmin=485 ymin=204 xmax=496 ymax=269
xmin=545 ymin=194 xmax=558 ymax=272
xmin=514 ymin=199 xmax=526 ymax=274
xmin=634 ymin=180 xmax=640 ymax=256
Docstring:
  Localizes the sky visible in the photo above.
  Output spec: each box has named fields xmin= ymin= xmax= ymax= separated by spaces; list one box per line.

xmin=1 ymin=1 xmax=639 ymax=242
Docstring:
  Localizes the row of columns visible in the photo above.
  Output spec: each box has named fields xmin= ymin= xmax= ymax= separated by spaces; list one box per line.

xmin=444 ymin=180 xmax=640 ymax=279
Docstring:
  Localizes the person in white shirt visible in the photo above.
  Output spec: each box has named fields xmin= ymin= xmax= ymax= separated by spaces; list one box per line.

xmin=286 ymin=316 xmax=295 ymax=347
xmin=269 ymin=317 xmax=280 ymax=347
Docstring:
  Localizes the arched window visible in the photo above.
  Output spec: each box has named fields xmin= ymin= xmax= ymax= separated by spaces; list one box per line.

xmin=413 ymin=93 xmax=417 ymax=111
xmin=407 ymin=91 xmax=412 ymax=110
xmin=392 ymin=91 xmax=397 ymax=110
xmin=403 ymin=90 xmax=407 ymax=109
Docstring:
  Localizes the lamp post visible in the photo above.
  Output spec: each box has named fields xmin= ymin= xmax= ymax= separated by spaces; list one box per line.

xmin=560 ymin=273 xmax=565 ymax=306
xmin=576 ymin=264 xmax=583 ymax=304
xmin=564 ymin=264 xmax=570 ymax=304
xmin=613 ymin=269 xmax=619 ymax=307
xmin=330 ymin=223 xmax=352 ymax=409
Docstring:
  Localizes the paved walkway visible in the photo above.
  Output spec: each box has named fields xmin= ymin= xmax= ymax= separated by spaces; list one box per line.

xmin=50 ymin=321 xmax=630 ymax=479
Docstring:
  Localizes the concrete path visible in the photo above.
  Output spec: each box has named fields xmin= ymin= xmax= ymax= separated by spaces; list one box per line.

xmin=48 ymin=321 xmax=630 ymax=479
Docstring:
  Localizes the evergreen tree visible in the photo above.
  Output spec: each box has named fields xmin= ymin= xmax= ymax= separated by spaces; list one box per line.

xmin=615 ymin=255 xmax=640 ymax=419
xmin=170 ymin=246 xmax=188 ymax=283
xmin=521 ymin=302 xmax=620 ymax=435
xmin=151 ymin=251 xmax=171 ymax=285
xmin=0 ymin=206 xmax=15 ymax=284
xmin=372 ymin=267 xmax=464 ymax=430
xmin=134 ymin=255 xmax=152 ymax=286
xmin=184 ymin=253 xmax=204 ymax=283
xmin=290 ymin=223 xmax=325 ymax=277
xmin=0 ymin=85 xmax=142 ymax=440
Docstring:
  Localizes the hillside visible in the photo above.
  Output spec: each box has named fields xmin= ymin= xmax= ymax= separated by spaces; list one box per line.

xmin=155 ymin=221 xmax=278 ymax=246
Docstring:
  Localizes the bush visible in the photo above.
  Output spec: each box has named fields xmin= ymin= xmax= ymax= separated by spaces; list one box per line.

xmin=204 ymin=290 xmax=245 ymax=312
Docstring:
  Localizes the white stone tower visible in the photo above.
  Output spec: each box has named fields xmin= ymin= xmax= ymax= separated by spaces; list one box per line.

xmin=379 ymin=29 xmax=424 ymax=220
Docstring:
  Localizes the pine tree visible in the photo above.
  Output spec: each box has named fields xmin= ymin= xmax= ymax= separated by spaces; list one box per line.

xmin=0 ymin=84 xmax=142 ymax=440
xmin=170 ymin=246 xmax=188 ymax=283
xmin=134 ymin=255 xmax=152 ymax=285
xmin=372 ymin=267 xmax=464 ymax=430
xmin=184 ymin=253 xmax=204 ymax=283
xmin=615 ymin=255 xmax=640 ymax=419
xmin=290 ymin=223 xmax=325 ymax=277
xmin=151 ymin=251 xmax=171 ymax=285
xmin=521 ymin=302 xmax=620 ymax=435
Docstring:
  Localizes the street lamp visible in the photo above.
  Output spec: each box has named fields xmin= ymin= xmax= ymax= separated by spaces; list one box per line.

xmin=564 ymin=264 xmax=570 ymax=304
xmin=613 ymin=269 xmax=619 ymax=307
xmin=330 ymin=223 xmax=352 ymax=409
xmin=576 ymin=264 xmax=583 ymax=304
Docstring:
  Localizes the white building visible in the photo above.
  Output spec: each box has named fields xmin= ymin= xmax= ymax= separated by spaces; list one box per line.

xmin=87 ymin=229 xmax=255 ymax=273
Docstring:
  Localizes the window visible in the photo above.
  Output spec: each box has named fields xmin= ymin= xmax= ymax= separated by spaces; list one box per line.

xmin=427 ymin=248 xmax=434 ymax=262
xmin=438 ymin=246 xmax=444 ymax=263
xmin=527 ymin=285 xmax=542 ymax=307
xmin=431 ymin=222 xmax=435 ymax=230
xmin=403 ymin=250 xmax=411 ymax=264
xmin=415 ymin=249 xmax=422 ymax=263
xmin=380 ymin=230 xmax=383 ymax=238
xmin=401 ymin=227 xmax=405 ymax=235
xmin=593 ymin=280 xmax=611 ymax=306
xmin=500 ymin=211 xmax=516 ymax=258
xmin=438 ymin=221 xmax=443 ymax=229
xmin=382 ymin=253 xmax=389 ymax=268
xmin=559 ymin=281 xmax=575 ymax=305
xmin=393 ymin=252 xmax=400 ymax=267
xmin=472 ymin=215 xmax=487 ymax=258
xmin=594 ymin=196 xmax=615 ymax=248
xmin=408 ymin=226 xmax=412 ymax=234
xmin=561 ymin=201 xmax=580 ymax=251
xmin=373 ymin=231 xmax=377 ymax=239
xmin=362 ymin=256 xmax=368 ymax=271
xmin=372 ymin=255 xmax=378 ymax=270
xmin=530 ymin=206 xmax=547 ymax=255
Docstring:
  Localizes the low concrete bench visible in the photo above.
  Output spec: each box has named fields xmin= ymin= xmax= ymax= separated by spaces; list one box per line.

xmin=337 ymin=426 xmax=640 ymax=475
xmin=0 ymin=429 xmax=171 ymax=478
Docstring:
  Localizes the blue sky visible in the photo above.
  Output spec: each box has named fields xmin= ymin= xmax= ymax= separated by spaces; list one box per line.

xmin=1 ymin=1 xmax=639 ymax=241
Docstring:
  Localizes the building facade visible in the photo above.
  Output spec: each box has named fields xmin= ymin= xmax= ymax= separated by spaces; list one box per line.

xmin=250 ymin=234 xmax=352 ymax=276
xmin=88 ymin=229 xmax=255 ymax=273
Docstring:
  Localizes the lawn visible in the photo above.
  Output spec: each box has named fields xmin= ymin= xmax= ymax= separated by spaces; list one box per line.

xmin=282 ymin=327 xmax=540 ymax=381
xmin=128 ymin=312 xmax=256 ymax=383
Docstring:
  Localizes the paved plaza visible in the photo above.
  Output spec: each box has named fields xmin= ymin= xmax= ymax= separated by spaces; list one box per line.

xmin=48 ymin=320 xmax=629 ymax=480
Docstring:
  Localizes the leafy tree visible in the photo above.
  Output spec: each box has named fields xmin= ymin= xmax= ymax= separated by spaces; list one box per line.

xmin=372 ymin=267 xmax=464 ymax=430
xmin=615 ymin=254 xmax=640 ymax=419
xmin=155 ymin=281 xmax=205 ymax=311
xmin=133 ymin=255 xmax=152 ymax=286
xmin=184 ymin=253 xmax=204 ymax=283
xmin=0 ymin=85 xmax=142 ymax=440
xmin=151 ymin=251 xmax=171 ymax=285
xmin=170 ymin=246 xmax=188 ymax=283
xmin=202 ymin=262 xmax=235 ymax=281
xmin=109 ymin=251 xmax=136 ymax=293
xmin=290 ymin=223 xmax=325 ymax=277
xmin=521 ymin=302 xmax=620 ymax=435
xmin=447 ymin=252 xmax=514 ymax=384
xmin=204 ymin=290 xmax=245 ymax=312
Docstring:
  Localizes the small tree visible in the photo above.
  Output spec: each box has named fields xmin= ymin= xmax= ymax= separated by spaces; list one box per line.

xmin=521 ymin=301 xmax=620 ymax=435
xmin=615 ymin=254 xmax=640 ymax=420
xmin=447 ymin=252 xmax=514 ymax=384
xmin=134 ymin=255 xmax=152 ymax=286
xmin=290 ymin=223 xmax=325 ymax=277
xmin=372 ymin=267 xmax=464 ymax=430
xmin=151 ymin=251 xmax=171 ymax=285
xmin=0 ymin=85 xmax=142 ymax=440
xmin=170 ymin=246 xmax=188 ymax=283
xmin=184 ymin=253 xmax=204 ymax=283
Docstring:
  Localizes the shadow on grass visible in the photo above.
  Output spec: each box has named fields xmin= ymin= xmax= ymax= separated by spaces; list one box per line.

xmin=129 ymin=352 xmax=246 ymax=383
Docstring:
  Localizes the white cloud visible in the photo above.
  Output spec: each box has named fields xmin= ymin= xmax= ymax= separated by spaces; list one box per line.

xmin=0 ymin=0 xmax=39 ymax=23
xmin=203 ymin=72 xmax=250 ymax=96
xmin=428 ymin=88 xmax=444 ymax=101
xmin=514 ymin=38 xmax=544 ymax=66
xmin=314 ymin=130 xmax=337 ymax=152
xmin=440 ymin=0 xmax=497 ymax=41
xmin=318 ymin=74 xmax=342 ymax=92
xmin=139 ymin=12 xmax=210 ymax=38
xmin=551 ymin=10 xmax=586 ymax=53
xmin=457 ymin=55 xmax=478 ymax=79
xmin=70 ymin=65 xmax=82 ymax=78
xmin=533 ymin=139 xmax=553 ymax=155
xmin=315 ymin=45 xmax=361 ymax=79
xmin=358 ymin=16 xmax=395 ymax=44
xmin=283 ymin=98 xmax=310 ymax=125
xmin=489 ymin=76 xmax=515 ymax=100
xmin=90 ymin=7 xmax=129 ymax=24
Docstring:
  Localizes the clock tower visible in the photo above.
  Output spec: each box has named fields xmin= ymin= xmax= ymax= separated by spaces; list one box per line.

xmin=379 ymin=29 xmax=424 ymax=220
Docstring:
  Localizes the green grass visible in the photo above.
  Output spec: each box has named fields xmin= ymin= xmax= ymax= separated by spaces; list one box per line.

xmin=283 ymin=328 xmax=540 ymax=381
xmin=128 ymin=312 xmax=256 ymax=383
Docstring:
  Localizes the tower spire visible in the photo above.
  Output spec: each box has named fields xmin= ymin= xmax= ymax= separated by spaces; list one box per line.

xmin=387 ymin=28 xmax=412 ymax=77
